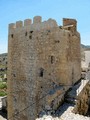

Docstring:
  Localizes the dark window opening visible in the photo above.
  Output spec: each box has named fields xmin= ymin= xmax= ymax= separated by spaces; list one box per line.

xmin=29 ymin=35 xmax=32 ymax=39
xmin=51 ymin=56 xmax=54 ymax=64
xmin=72 ymin=68 xmax=74 ymax=84
xmin=25 ymin=32 xmax=27 ymax=36
xmin=39 ymin=68 xmax=44 ymax=77
xmin=55 ymin=40 xmax=60 ymax=43
xmin=13 ymin=73 xmax=16 ymax=77
xmin=30 ymin=31 xmax=33 ymax=33
xmin=41 ymin=86 xmax=43 ymax=88
xmin=11 ymin=34 xmax=14 ymax=38
xmin=3 ymin=58 xmax=5 ymax=61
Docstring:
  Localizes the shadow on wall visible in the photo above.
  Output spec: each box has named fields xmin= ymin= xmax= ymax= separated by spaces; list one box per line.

xmin=0 ymin=110 xmax=7 ymax=119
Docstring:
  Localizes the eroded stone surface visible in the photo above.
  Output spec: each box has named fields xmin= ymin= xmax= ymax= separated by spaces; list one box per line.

xmin=8 ymin=16 xmax=81 ymax=120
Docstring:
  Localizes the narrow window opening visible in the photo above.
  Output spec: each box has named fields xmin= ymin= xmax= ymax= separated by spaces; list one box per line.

xmin=13 ymin=73 xmax=16 ymax=77
xmin=41 ymin=86 xmax=43 ymax=88
xmin=3 ymin=58 xmax=5 ymax=61
xmin=30 ymin=31 xmax=33 ymax=33
xmin=72 ymin=68 xmax=74 ymax=84
xmin=55 ymin=40 xmax=60 ymax=43
xmin=11 ymin=34 xmax=14 ymax=38
xmin=51 ymin=56 xmax=54 ymax=64
xmin=39 ymin=68 xmax=44 ymax=77
xmin=29 ymin=35 xmax=32 ymax=39
xmin=25 ymin=32 xmax=27 ymax=36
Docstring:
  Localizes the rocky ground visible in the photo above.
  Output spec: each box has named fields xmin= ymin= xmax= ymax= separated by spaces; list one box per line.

xmin=36 ymin=103 xmax=90 ymax=120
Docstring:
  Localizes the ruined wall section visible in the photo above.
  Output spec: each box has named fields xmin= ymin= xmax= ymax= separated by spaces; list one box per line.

xmin=63 ymin=18 xmax=77 ymax=33
xmin=74 ymin=80 xmax=90 ymax=115
xmin=8 ymin=16 xmax=81 ymax=120
xmin=67 ymin=32 xmax=81 ymax=84
xmin=63 ymin=18 xmax=81 ymax=84
xmin=71 ymin=33 xmax=81 ymax=83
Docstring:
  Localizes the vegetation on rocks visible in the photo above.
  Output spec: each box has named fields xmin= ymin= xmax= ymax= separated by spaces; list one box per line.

xmin=0 ymin=53 xmax=7 ymax=81
xmin=0 ymin=82 xmax=7 ymax=96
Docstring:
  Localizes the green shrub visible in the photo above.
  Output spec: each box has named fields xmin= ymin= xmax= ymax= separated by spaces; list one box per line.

xmin=0 ymin=91 xmax=7 ymax=96
xmin=0 ymin=82 xmax=7 ymax=89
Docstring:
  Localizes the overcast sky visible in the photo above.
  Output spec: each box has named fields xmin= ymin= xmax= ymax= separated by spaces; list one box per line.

xmin=0 ymin=0 xmax=90 ymax=53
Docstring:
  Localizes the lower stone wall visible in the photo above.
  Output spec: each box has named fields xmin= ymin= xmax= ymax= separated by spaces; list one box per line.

xmin=38 ymin=85 xmax=67 ymax=117
xmin=74 ymin=80 xmax=90 ymax=115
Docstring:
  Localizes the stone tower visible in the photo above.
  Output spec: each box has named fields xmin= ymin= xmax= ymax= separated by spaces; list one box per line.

xmin=8 ymin=16 xmax=81 ymax=120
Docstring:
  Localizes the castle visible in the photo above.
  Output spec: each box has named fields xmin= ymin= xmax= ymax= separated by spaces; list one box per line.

xmin=7 ymin=16 xmax=81 ymax=120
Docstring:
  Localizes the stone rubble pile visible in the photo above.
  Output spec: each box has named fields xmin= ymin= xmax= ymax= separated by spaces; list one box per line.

xmin=36 ymin=113 xmax=90 ymax=120
xmin=36 ymin=115 xmax=60 ymax=120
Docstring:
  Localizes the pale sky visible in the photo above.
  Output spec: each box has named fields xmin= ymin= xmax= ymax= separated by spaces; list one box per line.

xmin=0 ymin=0 xmax=90 ymax=53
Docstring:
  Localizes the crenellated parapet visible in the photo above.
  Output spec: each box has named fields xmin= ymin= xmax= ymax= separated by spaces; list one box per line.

xmin=33 ymin=16 xmax=42 ymax=23
xmin=9 ymin=16 xmax=78 ymax=35
xmin=24 ymin=19 xmax=32 ymax=26
xmin=9 ymin=16 xmax=58 ymax=32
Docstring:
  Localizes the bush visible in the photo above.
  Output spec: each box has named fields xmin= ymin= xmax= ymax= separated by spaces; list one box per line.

xmin=0 ymin=82 xmax=7 ymax=89
xmin=0 ymin=91 xmax=7 ymax=96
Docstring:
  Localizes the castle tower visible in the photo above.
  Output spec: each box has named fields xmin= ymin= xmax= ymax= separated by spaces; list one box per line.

xmin=7 ymin=16 xmax=81 ymax=120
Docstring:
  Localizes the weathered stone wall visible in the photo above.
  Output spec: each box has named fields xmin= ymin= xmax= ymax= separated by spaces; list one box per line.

xmin=74 ymin=80 xmax=90 ymax=115
xmin=63 ymin=18 xmax=77 ymax=33
xmin=7 ymin=16 xmax=81 ymax=120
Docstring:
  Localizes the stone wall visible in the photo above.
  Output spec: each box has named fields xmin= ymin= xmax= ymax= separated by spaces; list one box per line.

xmin=74 ymin=80 xmax=90 ymax=115
xmin=63 ymin=18 xmax=77 ymax=33
xmin=7 ymin=16 xmax=81 ymax=120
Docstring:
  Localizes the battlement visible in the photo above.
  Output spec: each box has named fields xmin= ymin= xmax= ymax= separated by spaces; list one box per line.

xmin=9 ymin=16 xmax=58 ymax=31
xmin=24 ymin=19 xmax=32 ymax=26
xmin=33 ymin=16 xmax=42 ymax=23
xmin=9 ymin=17 xmax=78 ymax=34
